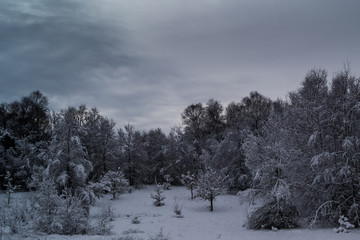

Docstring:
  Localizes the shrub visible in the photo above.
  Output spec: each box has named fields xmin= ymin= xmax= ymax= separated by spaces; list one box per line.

xmin=248 ymin=200 xmax=299 ymax=229
xmin=90 ymin=205 xmax=115 ymax=235
xmin=148 ymin=228 xmax=170 ymax=240
xmin=172 ymin=198 xmax=183 ymax=218
xmin=151 ymin=185 xmax=165 ymax=207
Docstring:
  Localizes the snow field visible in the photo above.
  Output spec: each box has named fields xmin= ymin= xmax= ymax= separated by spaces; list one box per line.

xmin=2 ymin=187 xmax=360 ymax=240
xmin=88 ymin=186 xmax=360 ymax=240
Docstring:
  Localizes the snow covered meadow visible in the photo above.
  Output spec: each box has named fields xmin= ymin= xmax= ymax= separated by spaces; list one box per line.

xmin=2 ymin=186 xmax=359 ymax=240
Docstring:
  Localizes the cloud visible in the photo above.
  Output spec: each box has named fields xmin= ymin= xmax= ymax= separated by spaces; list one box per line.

xmin=1 ymin=0 xmax=360 ymax=132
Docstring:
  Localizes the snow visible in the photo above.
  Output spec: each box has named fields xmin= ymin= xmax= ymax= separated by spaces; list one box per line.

xmin=2 ymin=187 xmax=360 ymax=240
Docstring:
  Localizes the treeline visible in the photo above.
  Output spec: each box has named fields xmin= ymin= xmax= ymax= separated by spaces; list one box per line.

xmin=1 ymin=66 xmax=360 ymax=229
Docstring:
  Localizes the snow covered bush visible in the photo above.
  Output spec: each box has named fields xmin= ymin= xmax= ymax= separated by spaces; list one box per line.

xmin=148 ymin=228 xmax=170 ymax=240
xmin=172 ymin=198 xmax=183 ymax=218
xmin=248 ymin=199 xmax=299 ymax=230
xmin=180 ymin=171 xmax=197 ymax=199
xmin=101 ymin=169 xmax=129 ymax=200
xmin=195 ymin=167 xmax=227 ymax=212
xmin=131 ymin=216 xmax=141 ymax=224
xmin=32 ymin=179 xmax=89 ymax=235
xmin=90 ymin=205 xmax=114 ymax=235
xmin=162 ymin=174 xmax=173 ymax=190
xmin=333 ymin=215 xmax=355 ymax=233
xmin=151 ymin=184 xmax=165 ymax=207
xmin=0 ymin=197 xmax=32 ymax=235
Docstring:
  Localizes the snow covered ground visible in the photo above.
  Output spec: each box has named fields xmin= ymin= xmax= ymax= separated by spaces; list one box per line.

xmin=3 ymin=186 xmax=360 ymax=240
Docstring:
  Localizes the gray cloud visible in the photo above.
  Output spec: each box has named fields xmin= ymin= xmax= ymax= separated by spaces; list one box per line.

xmin=1 ymin=0 xmax=360 ymax=132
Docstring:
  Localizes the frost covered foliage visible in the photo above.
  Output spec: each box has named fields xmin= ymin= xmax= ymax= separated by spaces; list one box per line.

xmin=196 ymin=167 xmax=227 ymax=211
xmin=288 ymin=67 xmax=360 ymax=227
xmin=210 ymin=130 xmax=251 ymax=191
xmin=101 ymin=169 xmax=129 ymax=200
xmin=45 ymin=107 xmax=93 ymax=196
xmin=162 ymin=174 xmax=173 ymax=190
xmin=172 ymin=198 xmax=183 ymax=218
xmin=32 ymin=179 xmax=89 ymax=235
xmin=180 ymin=171 xmax=197 ymax=199
xmin=0 ymin=196 xmax=32 ymax=235
xmin=333 ymin=216 xmax=355 ymax=233
xmin=151 ymin=184 xmax=165 ymax=207
xmin=248 ymin=199 xmax=299 ymax=229
xmin=0 ymin=91 xmax=51 ymax=191
xmin=90 ymin=205 xmax=115 ymax=235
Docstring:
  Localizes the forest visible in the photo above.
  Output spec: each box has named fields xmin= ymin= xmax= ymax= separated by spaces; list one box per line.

xmin=1 ymin=66 xmax=360 ymax=236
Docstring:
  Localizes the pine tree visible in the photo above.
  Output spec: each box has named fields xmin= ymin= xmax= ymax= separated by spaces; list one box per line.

xmin=101 ymin=169 xmax=129 ymax=200
xmin=151 ymin=184 xmax=165 ymax=207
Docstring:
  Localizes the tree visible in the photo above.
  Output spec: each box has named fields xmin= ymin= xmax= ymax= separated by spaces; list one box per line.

xmin=101 ymin=169 xmax=129 ymax=200
xmin=151 ymin=184 xmax=166 ymax=207
xmin=45 ymin=107 xmax=93 ymax=195
xmin=196 ymin=167 xmax=227 ymax=211
xmin=225 ymin=102 xmax=245 ymax=130
xmin=211 ymin=130 xmax=251 ymax=191
xmin=241 ymin=91 xmax=272 ymax=133
xmin=181 ymin=103 xmax=205 ymax=156
xmin=83 ymin=109 xmax=117 ymax=181
xmin=143 ymin=128 xmax=168 ymax=184
xmin=180 ymin=171 xmax=197 ymax=199
xmin=203 ymin=99 xmax=225 ymax=142
xmin=4 ymin=171 xmax=17 ymax=206
xmin=118 ymin=124 xmax=147 ymax=186
xmin=33 ymin=178 xmax=89 ymax=235
xmin=0 ymin=91 xmax=51 ymax=190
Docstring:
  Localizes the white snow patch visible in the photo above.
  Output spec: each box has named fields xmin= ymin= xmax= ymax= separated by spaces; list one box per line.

xmin=2 ymin=187 xmax=360 ymax=240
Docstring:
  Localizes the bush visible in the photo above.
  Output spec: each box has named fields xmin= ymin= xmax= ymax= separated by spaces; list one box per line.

xmin=33 ymin=180 xmax=89 ymax=235
xmin=248 ymin=200 xmax=299 ymax=230
xmin=172 ymin=198 xmax=183 ymax=218
xmin=148 ymin=228 xmax=170 ymax=240
xmin=0 ymin=199 xmax=31 ymax=235
xmin=151 ymin=185 xmax=165 ymax=207
xmin=90 ymin=205 xmax=115 ymax=235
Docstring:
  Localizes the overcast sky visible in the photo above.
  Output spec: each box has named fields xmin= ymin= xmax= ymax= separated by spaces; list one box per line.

xmin=1 ymin=0 xmax=360 ymax=132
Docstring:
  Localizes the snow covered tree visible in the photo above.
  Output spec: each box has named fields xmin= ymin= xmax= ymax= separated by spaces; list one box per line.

xmin=101 ymin=169 xmax=129 ymax=200
xmin=32 ymin=174 xmax=89 ymax=235
xmin=306 ymin=67 xmax=360 ymax=227
xmin=210 ymin=130 xmax=251 ymax=191
xmin=45 ymin=106 xmax=93 ymax=198
xmin=151 ymin=184 xmax=165 ymax=207
xmin=82 ymin=108 xmax=118 ymax=182
xmin=180 ymin=171 xmax=197 ymax=199
xmin=196 ymin=167 xmax=227 ymax=211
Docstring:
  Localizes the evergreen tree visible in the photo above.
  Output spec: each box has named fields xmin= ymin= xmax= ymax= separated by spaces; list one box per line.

xmin=101 ymin=169 xmax=129 ymax=200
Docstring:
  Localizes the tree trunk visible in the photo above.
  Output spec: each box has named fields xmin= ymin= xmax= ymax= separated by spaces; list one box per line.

xmin=210 ymin=197 xmax=213 ymax=211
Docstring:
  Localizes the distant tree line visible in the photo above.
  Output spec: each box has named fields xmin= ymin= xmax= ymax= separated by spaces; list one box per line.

xmin=1 ymin=65 xmax=359 ymax=230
